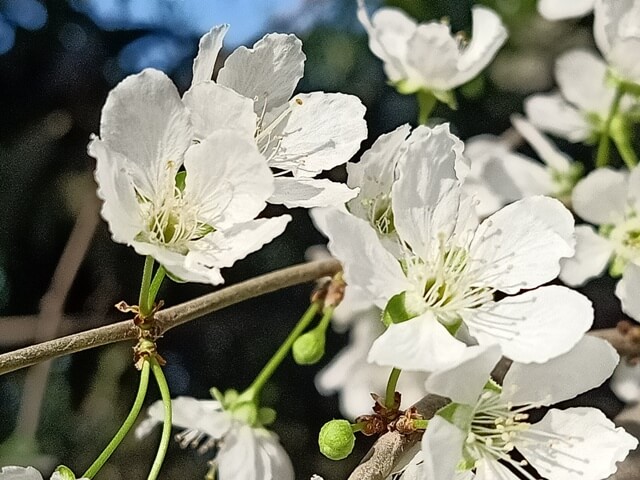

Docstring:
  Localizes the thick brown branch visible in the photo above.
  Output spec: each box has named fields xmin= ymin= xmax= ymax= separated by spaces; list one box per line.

xmin=0 ymin=258 xmax=341 ymax=376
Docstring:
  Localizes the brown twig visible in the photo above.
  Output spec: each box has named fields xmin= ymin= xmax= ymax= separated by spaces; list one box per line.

xmin=0 ymin=258 xmax=342 ymax=376
xmin=14 ymin=195 xmax=100 ymax=438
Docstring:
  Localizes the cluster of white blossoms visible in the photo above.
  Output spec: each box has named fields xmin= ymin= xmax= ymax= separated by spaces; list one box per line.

xmin=6 ymin=0 xmax=640 ymax=479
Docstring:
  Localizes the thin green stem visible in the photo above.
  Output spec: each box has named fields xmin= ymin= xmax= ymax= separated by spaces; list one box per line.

xmin=596 ymin=86 xmax=624 ymax=168
xmin=350 ymin=421 xmax=367 ymax=433
xmin=147 ymin=266 xmax=166 ymax=310
xmin=412 ymin=419 xmax=428 ymax=430
xmin=83 ymin=361 xmax=151 ymax=479
xmin=385 ymin=368 xmax=401 ymax=409
xmin=244 ymin=302 xmax=321 ymax=399
xmin=417 ymin=90 xmax=437 ymax=125
xmin=139 ymin=256 xmax=155 ymax=317
xmin=147 ymin=358 xmax=172 ymax=480
xmin=612 ymin=130 xmax=639 ymax=169
xmin=317 ymin=306 xmax=334 ymax=333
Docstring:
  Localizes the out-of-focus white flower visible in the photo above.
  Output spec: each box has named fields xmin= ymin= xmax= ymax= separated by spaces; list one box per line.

xmin=561 ymin=166 xmax=640 ymax=320
xmin=464 ymin=115 xmax=582 ymax=217
xmin=594 ymin=0 xmax=640 ymax=86
xmin=313 ymin=125 xmax=591 ymax=372
xmin=315 ymin=316 xmax=428 ymax=420
xmin=420 ymin=339 xmax=636 ymax=480
xmin=90 ymin=68 xmax=290 ymax=285
xmin=136 ymin=396 xmax=293 ymax=480
xmin=538 ymin=0 xmax=594 ymax=20
xmin=525 ymin=48 xmax=636 ymax=143
xmin=188 ymin=25 xmax=367 ymax=208
xmin=0 ymin=466 xmax=87 ymax=480
xmin=611 ymin=361 xmax=640 ymax=403
xmin=357 ymin=0 xmax=507 ymax=102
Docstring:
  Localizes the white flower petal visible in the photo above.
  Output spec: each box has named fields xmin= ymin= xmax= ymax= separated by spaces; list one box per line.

xmin=538 ymin=0 xmax=594 ymax=19
xmin=616 ymin=263 xmax=640 ymax=322
xmin=310 ymin=207 xmax=409 ymax=308
xmin=182 ymin=82 xmax=256 ymax=142
xmin=467 ymin=286 xmax=593 ymax=363
xmin=346 ymin=124 xmax=411 ymax=219
xmin=99 ymin=68 xmax=193 ymax=199
xmin=471 ymin=196 xmax=575 ymax=293
xmin=406 ymin=22 xmax=459 ymax=91
xmin=357 ymin=1 xmax=417 ymax=83
xmin=559 ymin=224 xmax=613 ymax=286
xmin=367 ymin=312 xmax=468 ymax=371
xmin=187 ymin=216 xmax=291 ymax=270
xmin=609 ymin=36 xmax=640 ymax=84
xmin=217 ymin=424 xmax=260 ymax=480
xmin=272 ymin=92 xmax=367 ymax=177
xmin=524 ymin=93 xmax=591 ymax=142
xmin=217 ymin=33 xmax=305 ymax=114
xmin=421 ymin=415 xmax=467 ymax=480
xmin=611 ymin=361 xmax=640 ymax=402
xmin=391 ymin=124 xmax=462 ymax=258
xmin=627 ymin=164 xmax=640 ymax=211
xmin=135 ymin=397 xmax=230 ymax=440
xmin=511 ymin=114 xmax=572 ymax=172
xmin=257 ymin=433 xmax=295 ymax=480
xmin=453 ymin=6 xmax=508 ymax=87
xmin=474 ymin=459 xmax=519 ymax=480
xmin=269 ymin=177 xmax=357 ymax=208
xmin=572 ymin=168 xmax=628 ymax=224
xmin=518 ymin=407 xmax=638 ymax=480
xmin=555 ymin=48 xmax=612 ymax=114
xmin=183 ymin=131 xmax=273 ymax=228
xmin=502 ymin=336 xmax=618 ymax=406
xmin=131 ymin=241 xmax=225 ymax=285
xmin=480 ymin=151 xmax=552 ymax=201
xmin=89 ymin=137 xmax=143 ymax=245
xmin=0 ymin=467 xmax=44 ymax=480
xmin=424 ymin=344 xmax=502 ymax=405
xmin=192 ymin=24 xmax=228 ymax=85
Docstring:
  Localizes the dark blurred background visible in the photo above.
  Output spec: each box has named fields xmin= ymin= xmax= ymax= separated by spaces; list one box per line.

xmin=0 ymin=0 xmax=623 ymax=478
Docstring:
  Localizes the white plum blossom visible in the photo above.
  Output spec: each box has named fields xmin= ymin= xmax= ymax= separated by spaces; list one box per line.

xmin=186 ymin=25 xmax=367 ymax=208
xmin=136 ymin=396 xmax=293 ymax=480
xmin=420 ymin=339 xmax=636 ymax=480
xmin=594 ymin=0 xmax=640 ymax=86
xmin=537 ymin=0 xmax=594 ymax=20
xmin=464 ymin=115 xmax=582 ymax=217
xmin=560 ymin=166 xmax=640 ymax=320
xmin=313 ymin=125 xmax=592 ymax=372
xmin=525 ymin=48 xmax=635 ymax=143
xmin=357 ymin=0 xmax=507 ymax=101
xmin=89 ymin=68 xmax=290 ymax=285
xmin=0 ymin=466 xmax=87 ymax=480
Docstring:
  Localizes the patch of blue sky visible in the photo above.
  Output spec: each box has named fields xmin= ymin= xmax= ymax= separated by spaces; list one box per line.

xmin=71 ymin=0 xmax=302 ymax=46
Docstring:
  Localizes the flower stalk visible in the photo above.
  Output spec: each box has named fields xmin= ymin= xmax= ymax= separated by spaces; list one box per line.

xmin=82 ymin=360 xmax=151 ymax=479
xmin=147 ymin=358 xmax=172 ymax=480
xmin=595 ymin=85 xmax=624 ymax=168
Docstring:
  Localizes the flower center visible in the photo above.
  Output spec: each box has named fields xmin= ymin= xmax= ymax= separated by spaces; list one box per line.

xmin=403 ymin=238 xmax=494 ymax=326
xmin=363 ymin=193 xmax=395 ymax=236
xmin=607 ymin=214 xmax=640 ymax=274
xmin=138 ymin=167 xmax=214 ymax=254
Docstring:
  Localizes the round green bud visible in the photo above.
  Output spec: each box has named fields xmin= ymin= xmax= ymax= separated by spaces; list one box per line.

xmin=318 ymin=419 xmax=355 ymax=460
xmin=292 ymin=330 xmax=325 ymax=365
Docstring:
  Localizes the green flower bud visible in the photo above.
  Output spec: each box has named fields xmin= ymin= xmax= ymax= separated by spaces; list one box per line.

xmin=292 ymin=329 xmax=326 ymax=365
xmin=318 ymin=419 xmax=355 ymax=460
xmin=53 ymin=465 xmax=77 ymax=480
